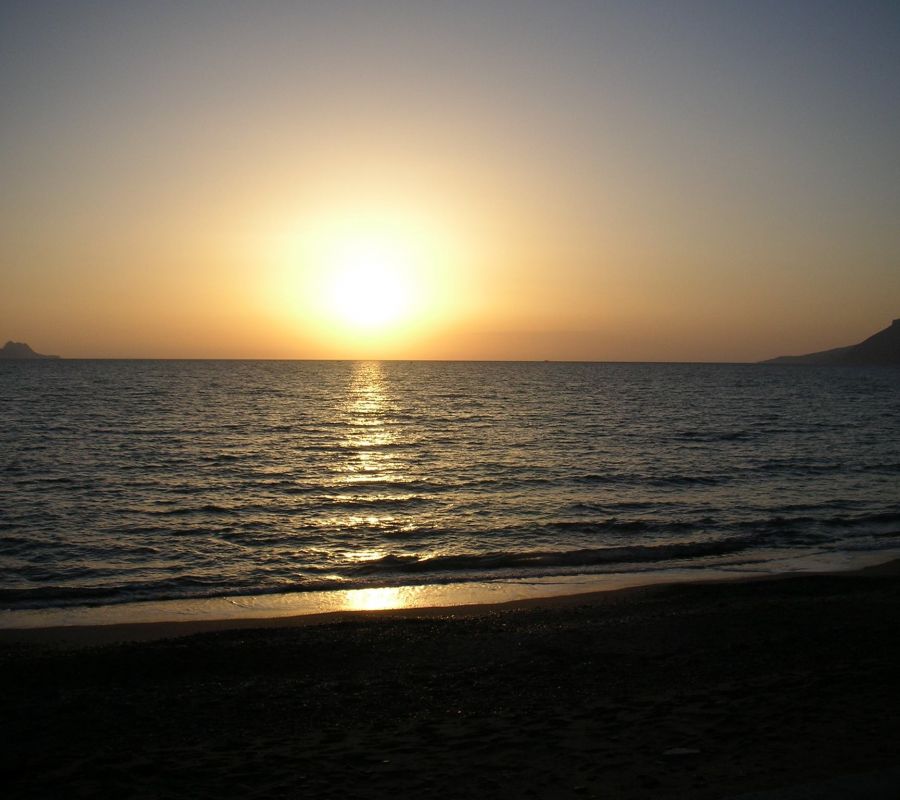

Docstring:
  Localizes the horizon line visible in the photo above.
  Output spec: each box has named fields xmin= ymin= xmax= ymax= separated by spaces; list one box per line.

xmin=4 ymin=356 xmax=769 ymax=364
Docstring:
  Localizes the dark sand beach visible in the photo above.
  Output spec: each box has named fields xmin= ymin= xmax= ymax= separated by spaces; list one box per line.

xmin=2 ymin=563 xmax=899 ymax=799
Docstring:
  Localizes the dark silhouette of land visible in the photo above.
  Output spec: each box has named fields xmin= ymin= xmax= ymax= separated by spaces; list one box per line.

xmin=0 ymin=341 xmax=60 ymax=359
xmin=763 ymin=319 xmax=900 ymax=365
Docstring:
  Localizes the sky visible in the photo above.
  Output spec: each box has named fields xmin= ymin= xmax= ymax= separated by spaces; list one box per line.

xmin=2 ymin=0 xmax=899 ymax=360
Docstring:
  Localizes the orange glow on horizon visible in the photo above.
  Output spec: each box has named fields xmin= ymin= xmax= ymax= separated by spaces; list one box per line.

xmin=263 ymin=205 xmax=472 ymax=356
xmin=4 ymin=4 xmax=897 ymax=361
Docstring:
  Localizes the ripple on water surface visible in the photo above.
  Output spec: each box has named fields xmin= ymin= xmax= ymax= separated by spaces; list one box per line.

xmin=1 ymin=360 xmax=899 ymax=610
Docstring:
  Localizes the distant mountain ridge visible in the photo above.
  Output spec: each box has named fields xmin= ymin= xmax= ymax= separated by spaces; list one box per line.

xmin=763 ymin=319 xmax=900 ymax=365
xmin=0 ymin=341 xmax=60 ymax=359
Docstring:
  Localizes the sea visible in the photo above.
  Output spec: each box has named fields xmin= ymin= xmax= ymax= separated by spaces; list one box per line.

xmin=2 ymin=360 xmax=899 ymax=626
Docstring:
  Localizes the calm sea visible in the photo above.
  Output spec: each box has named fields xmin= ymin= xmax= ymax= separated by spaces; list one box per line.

xmin=1 ymin=360 xmax=899 ymax=613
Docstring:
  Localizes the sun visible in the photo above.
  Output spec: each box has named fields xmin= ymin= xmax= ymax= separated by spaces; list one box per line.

xmin=323 ymin=236 xmax=415 ymax=330
xmin=267 ymin=206 xmax=466 ymax=351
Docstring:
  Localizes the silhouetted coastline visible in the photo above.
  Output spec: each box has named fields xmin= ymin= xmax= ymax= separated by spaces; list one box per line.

xmin=763 ymin=319 xmax=900 ymax=365
xmin=0 ymin=341 xmax=59 ymax=359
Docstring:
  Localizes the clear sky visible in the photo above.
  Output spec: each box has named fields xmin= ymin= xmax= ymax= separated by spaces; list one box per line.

xmin=2 ymin=0 xmax=898 ymax=360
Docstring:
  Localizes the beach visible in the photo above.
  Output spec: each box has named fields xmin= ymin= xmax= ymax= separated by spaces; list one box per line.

xmin=2 ymin=561 xmax=898 ymax=799
xmin=5 ymin=2 xmax=900 ymax=797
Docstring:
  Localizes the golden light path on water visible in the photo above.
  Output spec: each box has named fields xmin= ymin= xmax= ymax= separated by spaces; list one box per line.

xmin=6 ymin=362 xmax=900 ymax=632
xmin=329 ymin=361 xmax=419 ymax=566
xmin=326 ymin=364 xmax=422 ymax=613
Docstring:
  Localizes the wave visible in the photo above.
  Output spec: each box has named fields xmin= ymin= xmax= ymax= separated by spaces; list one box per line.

xmin=548 ymin=518 xmax=707 ymax=533
xmin=0 ymin=585 xmax=125 ymax=605
xmin=346 ymin=538 xmax=756 ymax=576
xmin=324 ymin=495 xmax=429 ymax=510
xmin=573 ymin=473 xmax=722 ymax=487
xmin=0 ymin=538 xmax=758 ymax=610
xmin=677 ymin=429 xmax=752 ymax=442
xmin=139 ymin=503 xmax=243 ymax=516
xmin=820 ymin=511 xmax=900 ymax=528
xmin=861 ymin=462 xmax=900 ymax=473
xmin=740 ymin=510 xmax=900 ymax=531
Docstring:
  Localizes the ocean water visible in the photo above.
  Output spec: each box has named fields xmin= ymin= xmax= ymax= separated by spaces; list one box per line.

xmin=1 ymin=360 xmax=899 ymax=616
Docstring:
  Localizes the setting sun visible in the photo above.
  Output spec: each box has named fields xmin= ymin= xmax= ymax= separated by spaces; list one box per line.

xmin=322 ymin=235 xmax=417 ymax=330
xmin=4 ymin=4 xmax=900 ymax=798
xmin=266 ymin=205 xmax=467 ymax=355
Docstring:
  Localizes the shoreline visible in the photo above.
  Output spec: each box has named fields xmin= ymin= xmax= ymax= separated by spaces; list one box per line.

xmin=2 ymin=555 xmax=898 ymax=799
xmin=3 ymin=552 xmax=898 ymax=646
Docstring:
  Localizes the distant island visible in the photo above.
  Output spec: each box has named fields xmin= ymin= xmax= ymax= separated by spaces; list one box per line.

xmin=763 ymin=319 xmax=900 ymax=365
xmin=0 ymin=341 xmax=60 ymax=359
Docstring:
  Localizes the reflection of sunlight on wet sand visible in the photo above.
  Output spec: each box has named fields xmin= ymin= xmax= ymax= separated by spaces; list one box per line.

xmin=4 ymin=563 xmax=824 ymax=629
xmin=342 ymin=586 xmax=409 ymax=611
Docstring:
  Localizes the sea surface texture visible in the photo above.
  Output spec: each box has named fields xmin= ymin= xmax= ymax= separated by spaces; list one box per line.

xmin=1 ymin=360 xmax=899 ymax=610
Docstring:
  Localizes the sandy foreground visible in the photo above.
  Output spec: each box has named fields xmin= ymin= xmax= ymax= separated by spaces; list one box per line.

xmin=1 ymin=562 xmax=899 ymax=799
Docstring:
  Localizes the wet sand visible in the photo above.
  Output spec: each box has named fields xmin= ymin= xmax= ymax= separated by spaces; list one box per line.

xmin=2 ymin=562 xmax=899 ymax=798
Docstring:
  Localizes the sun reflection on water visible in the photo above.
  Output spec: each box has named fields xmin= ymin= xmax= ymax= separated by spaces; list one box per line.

xmin=339 ymin=361 xmax=396 ymax=479
xmin=330 ymin=361 xmax=409 ymax=534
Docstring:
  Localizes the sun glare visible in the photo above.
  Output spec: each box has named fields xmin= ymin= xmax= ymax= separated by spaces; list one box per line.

xmin=268 ymin=207 xmax=465 ymax=352
xmin=324 ymin=236 xmax=415 ymax=330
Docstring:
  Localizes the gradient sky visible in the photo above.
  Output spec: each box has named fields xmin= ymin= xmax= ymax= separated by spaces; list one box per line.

xmin=2 ymin=0 xmax=899 ymax=360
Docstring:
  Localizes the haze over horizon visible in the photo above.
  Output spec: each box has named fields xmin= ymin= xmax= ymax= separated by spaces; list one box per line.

xmin=3 ymin=1 xmax=899 ymax=361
